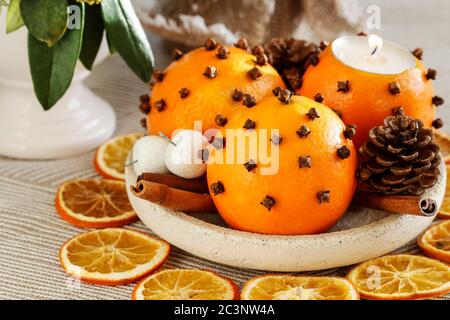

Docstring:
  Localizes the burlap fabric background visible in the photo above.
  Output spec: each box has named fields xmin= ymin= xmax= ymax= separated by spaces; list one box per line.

xmin=134 ymin=0 xmax=365 ymax=45
xmin=0 ymin=0 xmax=449 ymax=300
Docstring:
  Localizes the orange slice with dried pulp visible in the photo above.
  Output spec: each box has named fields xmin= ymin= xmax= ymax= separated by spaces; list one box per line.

xmin=55 ymin=179 xmax=137 ymax=228
xmin=94 ymin=132 xmax=144 ymax=180
xmin=132 ymin=269 xmax=239 ymax=300
xmin=241 ymin=275 xmax=359 ymax=300
xmin=419 ymin=220 xmax=450 ymax=263
xmin=347 ymin=254 xmax=450 ymax=300
xmin=59 ymin=228 xmax=170 ymax=285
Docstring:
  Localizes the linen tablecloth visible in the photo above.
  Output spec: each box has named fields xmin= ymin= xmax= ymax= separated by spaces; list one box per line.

xmin=1 ymin=0 xmax=449 ymax=299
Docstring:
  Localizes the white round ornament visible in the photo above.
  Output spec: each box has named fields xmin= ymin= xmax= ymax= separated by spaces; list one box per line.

xmin=165 ymin=130 xmax=208 ymax=179
xmin=132 ymin=136 xmax=170 ymax=176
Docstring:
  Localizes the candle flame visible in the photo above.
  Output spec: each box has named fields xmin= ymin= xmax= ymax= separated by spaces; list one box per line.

xmin=368 ymin=34 xmax=383 ymax=56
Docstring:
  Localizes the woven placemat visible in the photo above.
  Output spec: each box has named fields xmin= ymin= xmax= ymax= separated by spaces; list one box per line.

xmin=0 ymin=53 xmax=448 ymax=300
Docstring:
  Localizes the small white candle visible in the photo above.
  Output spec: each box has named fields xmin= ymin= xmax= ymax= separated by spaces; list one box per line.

xmin=332 ymin=35 xmax=416 ymax=75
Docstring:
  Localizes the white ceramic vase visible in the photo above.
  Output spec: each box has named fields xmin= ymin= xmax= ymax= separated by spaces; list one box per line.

xmin=0 ymin=12 xmax=116 ymax=159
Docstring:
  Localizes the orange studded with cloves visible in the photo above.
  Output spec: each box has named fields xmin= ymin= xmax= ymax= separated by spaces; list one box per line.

xmin=146 ymin=41 xmax=285 ymax=138
xmin=299 ymin=45 xmax=436 ymax=149
xmin=207 ymin=95 xmax=358 ymax=235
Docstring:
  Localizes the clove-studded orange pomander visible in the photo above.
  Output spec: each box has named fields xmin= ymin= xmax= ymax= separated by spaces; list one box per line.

xmin=206 ymin=92 xmax=358 ymax=235
xmin=299 ymin=44 xmax=437 ymax=149
xmin=145 ymin=40 xmax=285 ymax=137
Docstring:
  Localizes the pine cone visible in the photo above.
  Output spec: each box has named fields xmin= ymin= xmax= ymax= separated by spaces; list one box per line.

xmin=264 ymin=38 xmax=320 ymax=90
xmin=357 ymin=112 xmax=441 ymax=196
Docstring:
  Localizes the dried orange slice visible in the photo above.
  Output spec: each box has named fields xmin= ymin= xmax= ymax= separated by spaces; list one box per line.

xmin=94 ymin=132 xmax=144 ymax=180
xmin=419 ymin=221 xmax=450 ymax=263
xmin=132 ymin=269 xmax=239 ymax=300
xmin=347 ymin=254 xmax=450 ymax=300
xmin=434 ymin=130 xmax=450 ymax=164
xmin=438 ymin=165 xmax=450 ymax=219
xmin=241 ymin=275 xmax=359 ymax=300
xmin=55 ymin=179 xmax=138 ymax=228
xmin=59 ymin=228 xmax=170 ymax=285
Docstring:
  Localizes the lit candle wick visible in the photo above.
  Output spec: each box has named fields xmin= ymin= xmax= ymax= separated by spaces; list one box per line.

xmin=371 ymin=46 xmax=378 ymax=56
xmin=368 ymin=34 xmax=383 ymax=56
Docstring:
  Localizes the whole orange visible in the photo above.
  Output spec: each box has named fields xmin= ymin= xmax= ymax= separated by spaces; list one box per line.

xmin=147 ymin=45 xmax=285 ymax=137
xmin=206 ymin=94 xmax=358 ymax=235
xmin=299 ymin=45 xmax=436 ymax=149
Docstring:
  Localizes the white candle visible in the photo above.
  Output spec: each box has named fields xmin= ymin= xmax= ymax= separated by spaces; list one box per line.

xmin=332 ymin=35 xmax=416 ymax=75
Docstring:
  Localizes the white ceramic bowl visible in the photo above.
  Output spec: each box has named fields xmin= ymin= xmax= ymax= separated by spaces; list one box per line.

xmin=126 ymin=155 xmax=446 ymax=272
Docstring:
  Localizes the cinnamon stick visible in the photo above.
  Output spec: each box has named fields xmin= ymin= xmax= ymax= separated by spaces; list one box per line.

xmin=353 ymin=191 xmax=438 ymax=217
xmin=131 ymin=180 xmax=217 ymax=213
xmin=137 ymin=173 xmax=209 ymax=194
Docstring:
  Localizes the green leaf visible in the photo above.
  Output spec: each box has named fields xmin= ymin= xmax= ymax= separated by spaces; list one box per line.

xmin=7 ymin=0 xmax=24 ymax=33
xmin=20 ymin=0 xmax=69 ymax=47
xmin=106 ymin=31 xmax=117 ymax=54
xmin=28 ymin=3 xmax=84 ymax=110
xmin=0 ymin=0 xmax=8 ymax=14
xmin=79 ymin=4 xmax=104 ymax=70
xmin=101 ymin=0 xmax=153 ymax=82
